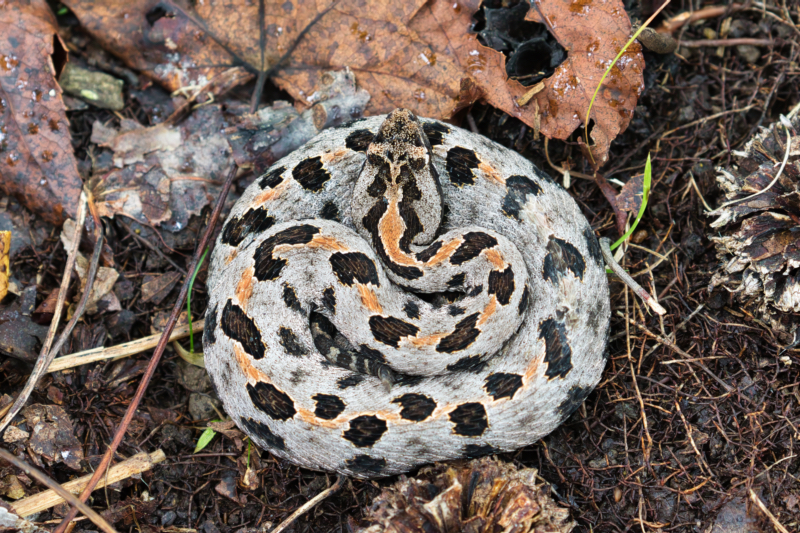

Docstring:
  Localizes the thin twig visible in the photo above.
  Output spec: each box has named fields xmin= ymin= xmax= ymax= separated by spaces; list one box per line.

xmin=53 ymin=164 xmax=237 ymax=533
xmin=643 ymin=304 xmax=704 ymax=360
xmin=272 ymin=476 xmax=345 ymax=533
xmin=119 ymin=220 xmax=187 ymax=275
xmin=601 ymin=238 xmax=666 ymax=315
xmin=675 ymin=401 xmax=715 ymax=478
xmin=619 ymin=313 xmax=738 ymax=395
xmin=12 ymin=450 xmax=166 ymax=517
xmin=749 ymin=489 xmax=790 ymax=533
xmin=0 ymin=449 xmax=118 ymax=533
xmin=679 ymin=38 xmax=776 ymax=47
xmin=47 ymin=321 xmax=204 ymax=373
xmin=0 ymin=193 xmax=88 ymax=434
xmin=661 ymin=105 xmax=755 ymax=137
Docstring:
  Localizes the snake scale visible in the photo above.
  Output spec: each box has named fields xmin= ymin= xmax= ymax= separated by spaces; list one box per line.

xmin=204 ymin=110 xmax=610 ymax=478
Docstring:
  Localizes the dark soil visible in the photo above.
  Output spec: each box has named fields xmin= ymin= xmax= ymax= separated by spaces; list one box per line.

xmin=1 ymin=1 xmax=799 ymax=532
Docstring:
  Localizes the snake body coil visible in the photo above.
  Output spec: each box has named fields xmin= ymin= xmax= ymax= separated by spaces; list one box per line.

xmin=204 ymin=110 xmax=610 ymax=477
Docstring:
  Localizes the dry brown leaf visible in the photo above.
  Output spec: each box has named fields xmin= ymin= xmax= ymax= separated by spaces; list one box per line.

xmin=526 ymin=0 xmax=644 ymax=166
xmin=0 ymin=0 xmax=82 ymax=225
xmin=64 ymin=0 xmax=642 ymax=164
xmin=141 ymin=271 xmax=182 ymax=304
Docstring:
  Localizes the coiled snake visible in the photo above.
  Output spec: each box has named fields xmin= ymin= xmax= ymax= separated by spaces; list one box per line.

xmin=204 ymin=110 xmax=610 ymax=478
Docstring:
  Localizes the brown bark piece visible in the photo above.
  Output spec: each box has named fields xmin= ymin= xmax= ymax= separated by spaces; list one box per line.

xmin=0 ymin=0 xmax=81 ymax=226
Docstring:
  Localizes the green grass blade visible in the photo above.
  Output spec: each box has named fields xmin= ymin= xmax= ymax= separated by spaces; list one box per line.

xmin=610 ymin=153 xmax=651 ymax=251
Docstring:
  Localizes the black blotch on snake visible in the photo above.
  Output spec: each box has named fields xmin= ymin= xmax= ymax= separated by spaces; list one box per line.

xmin=345 ymin=129 xmax=375 ymax=152
xmin=247 ymin=382 xmax=296 ymax=421
xmin=518 ymin=285 xmax=530 ymax=315
xmin=220 ymin=300 xmax=265 ymax=359
xmin=345 ymin=455 xmax=387 ymax=475
xmin=320 ymin=201 xmax=339 ymax=221
xmin=293 ymin=157 xmax=331 ymax=192
xmin=204 ymin=303 xmax=218 ymax=345
xmin=449 ymin=403 xmax=488 ymax=436
xmin=488 ymin=267 xmax=515 ymax=305
xmin=329 ymin=252 xmax=380 ymax=286
xmin=343 ymin=415 xmax=388 ymax=447
xmin=557 ymin=385 xmax=593 ymax=422
xmin=450 ymin=232 xmax=499 ymax=265
xmin=369 ymin=316 xmax=420 ymax=348
xmin=484 ymin=373 xmax=524 ymax=400
xmin=259 ymin=165 xmax=285 ymax=189
xmin=278 ymin=327 xmax=306 ymax=356
xmin=403 ymin=301 xmax=420 ymax=319
xmin=447 ymin=354 xmax=487 ymax=373
xmin=446 ymin=273 xmax=466 ymax=288
xmin=313 ymin=394 xmax=347 ymax=420
xmin=221 ymin=206 xmax=275 ymax=246
xmin=282 ymin=283 xmax=301 ymax=312
xmin=542 ymin=236 xmax=586 ymax=284
xmin=501 ymin=175 xmax=542 ymax=220
xmin=540 ymin=317 xmax=573 ymax=379
xmin=392 ymin=393 xmax=437 ymax=421
xmin=462 ymin=443 xmax=500 ymax=458
xmin=446 ymin=147 xmax=480 ymax=187
xmin=241 ymin=418 xmax=286 ymax=451
xmin=422 ymin=122 xmax=450 ymax=146
xmin=437 ymin=313 xmax=481 ymax=353
xmin=253 ymin=225 xmax=320 ymax=281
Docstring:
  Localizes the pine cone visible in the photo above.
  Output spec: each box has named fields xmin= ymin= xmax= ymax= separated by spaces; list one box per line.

xmin=709 ymin=113 xmax=800 ymax=333
xmin=358 ymin=456 xmax=574 ymax=533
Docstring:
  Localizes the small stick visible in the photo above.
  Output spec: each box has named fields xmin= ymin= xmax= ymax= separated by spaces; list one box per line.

xmin=600 ymin=237 xmax=666 ymax=315
xmin=749 ymin=489 xmax=790 ymax=533
xmin=0 ymin=449 xmax=118 ymax=533
xmin=0 ymin=194 xmax=88 ymax=434
xmin=674 ymin=402 xmax=714 ymax=478
xmin=12 ymin=450 xmax=166 ymax=517
xmin=272 ymin=475 xmax=345 ymax=533
xmin=47 ymin=321 xmax=204 ymax=373
xmin=679 ymin=38 xmax=776 ymax=48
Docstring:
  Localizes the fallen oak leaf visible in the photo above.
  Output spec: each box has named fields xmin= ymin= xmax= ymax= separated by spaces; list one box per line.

xmin=527 ymin=0 xmax=644 ymax=167
xmin=65 ymin=0 xmax=643 ymax=165
xmin=0 ymin=0 xmax=82 ymax=225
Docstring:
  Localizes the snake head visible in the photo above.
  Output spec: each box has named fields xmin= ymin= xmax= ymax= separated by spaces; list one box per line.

xmin=353 ymin=109 xmax=443 ymax=247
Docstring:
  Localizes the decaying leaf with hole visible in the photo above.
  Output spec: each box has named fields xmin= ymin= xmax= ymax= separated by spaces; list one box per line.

xmin=709 ymin=114 xmax=800 ymax=334
xmin=0 ymin=0 xmax=82 ymax=225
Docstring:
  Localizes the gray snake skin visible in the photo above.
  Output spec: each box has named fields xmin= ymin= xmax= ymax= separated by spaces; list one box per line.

xmin=203 ymin=110 xmax=610 ymax=478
